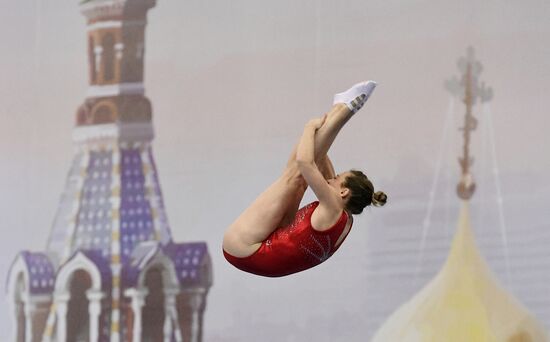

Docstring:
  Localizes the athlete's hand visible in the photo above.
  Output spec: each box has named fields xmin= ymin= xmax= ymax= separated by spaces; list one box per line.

xmin=306 ymin=114 xmax=328 ymax=131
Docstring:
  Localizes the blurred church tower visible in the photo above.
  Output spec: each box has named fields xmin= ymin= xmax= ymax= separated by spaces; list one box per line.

xmin=6 ymin=0 xmax=213 ymax=341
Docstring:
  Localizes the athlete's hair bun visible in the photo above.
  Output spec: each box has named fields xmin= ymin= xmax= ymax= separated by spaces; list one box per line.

xmin=372 ymin=191 xmax=387 ymax=207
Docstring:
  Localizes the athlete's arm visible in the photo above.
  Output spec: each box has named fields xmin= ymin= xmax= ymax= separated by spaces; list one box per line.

xmin=318 ymin=155 xmax=336 ymax=180
xmin=296 ymin=117 xmax=340 ymax=213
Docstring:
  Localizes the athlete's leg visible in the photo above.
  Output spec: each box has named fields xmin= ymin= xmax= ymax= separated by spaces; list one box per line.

xmin=314 ymin=80 xmax=377 ymax=157
xmin=313 ymin=104 xmax=353 ymax=158
xmin=286 ymin=125 xmax=337 ymax=176
xmin=223 ymin=107 xmax=357 ymax=257
xmin=278 ymin=154 xmax=335 ymax=226
xmin=223 ymin=163 xmax=307 ymax=257
xmin=289 ymin=81 xmax=376 ymax=167
xmin=277 ymin=105 xmax=353 ymax=226
xmin=278 ymin=82 xmax=376 ymax=224
xmin=223 ymin=81 xmax=376 ymax=257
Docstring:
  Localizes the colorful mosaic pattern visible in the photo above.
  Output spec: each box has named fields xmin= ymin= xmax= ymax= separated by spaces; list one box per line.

xmin=73 ymin=150 xmax=114 ymax=258
xmin=120 ymin=148 xmax=156 ymax=262
xmin=122 ymin=241 xmax=209 ymax=287
xmin=45 ymin=148 xmax=177 ymax=266
xmin=32 ymin=145 xmax=211 ymax=341
xmin=166 ymin=242 xmax=209 ymax=286
xmin=9 ymin=1 xmax=212 ymax=340
xmin=20 ymin=252 xmax=56 ymax=295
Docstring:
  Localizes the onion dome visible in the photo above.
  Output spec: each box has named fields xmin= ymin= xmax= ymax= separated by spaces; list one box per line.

xmin=372 ymin=202 xmax=548 ymax=342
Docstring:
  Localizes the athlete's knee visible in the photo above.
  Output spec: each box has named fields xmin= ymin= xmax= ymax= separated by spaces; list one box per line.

xmin=285 ymin=158 xmax=299 ymax=172
xmin=222 ymin=226 xmax=236 ymax=247
xmin=224 ymin=224 xmax=257 ymax=247
xmin=282 ymin=168 xmax=306 ymax=189
xmin=223 ymin=233 xmax=257 ymax=258
xmin=283 ymin=161 xmax=305 ymax=180
xmin=223 ymin=226 xmax=246 ymax=251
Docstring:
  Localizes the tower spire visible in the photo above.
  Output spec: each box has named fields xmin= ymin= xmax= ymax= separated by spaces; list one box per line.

xmin=6 ymin=2 xmax=212 ymax=341
xmin=75 ymin=0 xmax=157 ymax=144
xmin=445 ymin=46 xmax=493 ymax=200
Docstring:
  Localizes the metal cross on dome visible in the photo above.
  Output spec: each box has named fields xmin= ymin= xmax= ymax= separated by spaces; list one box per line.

xmin=445 ymin=46 xmax=493 ymax=200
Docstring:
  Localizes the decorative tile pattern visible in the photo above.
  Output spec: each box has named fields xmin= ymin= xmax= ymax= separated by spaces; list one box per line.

xmin=119 ymin=148 xmax=155 ymax=263
xmin=72 ymin=150 xmax=113 ymax=257
xmin=166 ymin=242 xmax=209 ymax=286
xmin=21 ymin=252 xmax=55 ymax=295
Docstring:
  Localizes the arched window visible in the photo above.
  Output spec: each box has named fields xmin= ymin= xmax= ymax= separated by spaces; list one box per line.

xmin=102 ymin=33 xmax=115 ymax=82
xmin=66 ymin=270 xmax=92 ymax=342
xmin=92 ymin=105 xmax=115 ymax=124
xmin=142 ymin=267 xmax=166 ymax=341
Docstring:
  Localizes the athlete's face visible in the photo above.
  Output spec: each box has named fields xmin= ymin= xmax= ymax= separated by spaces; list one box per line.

xmin=327 ymin=171 xmax=352 ymax=195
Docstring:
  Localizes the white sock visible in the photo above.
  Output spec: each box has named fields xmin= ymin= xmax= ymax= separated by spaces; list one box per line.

xmin=333 ymin=81 xmax=377 ymax=113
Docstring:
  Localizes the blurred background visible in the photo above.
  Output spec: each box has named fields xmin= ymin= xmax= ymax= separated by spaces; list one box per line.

xmin=1 ymin=0 xmax=549 ymax=340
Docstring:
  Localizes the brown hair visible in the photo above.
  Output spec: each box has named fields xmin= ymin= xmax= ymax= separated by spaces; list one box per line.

xmin=342 ymin=170 xmax=387 ymax=215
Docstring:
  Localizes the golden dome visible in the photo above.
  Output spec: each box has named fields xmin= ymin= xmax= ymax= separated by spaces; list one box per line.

xmin=372 ymin=202 xmax=548 ymax=342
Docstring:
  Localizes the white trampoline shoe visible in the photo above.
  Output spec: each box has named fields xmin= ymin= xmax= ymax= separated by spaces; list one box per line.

xmin=333 ymin=80 xmax=377 ymax=113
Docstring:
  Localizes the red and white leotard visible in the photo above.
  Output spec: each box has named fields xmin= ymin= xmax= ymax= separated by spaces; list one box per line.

xmin=223 ymin=201 xmax=353 ymax=277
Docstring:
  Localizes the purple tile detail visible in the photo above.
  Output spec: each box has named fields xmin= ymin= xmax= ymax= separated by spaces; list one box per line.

xmin=73 ymin=151 xmax=113 ymax=257
xmin=12 ymin=144 xmax=211 ymax=342
xmin=120 ymin=149 xmax=156 ymax=263
xmin=19 ymin=252 xmax=55 ymax=295
xmin=121 ymin=241 xmax=209 ymax=287
xmin=164 ymin=242 xmax=209 ymax=286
